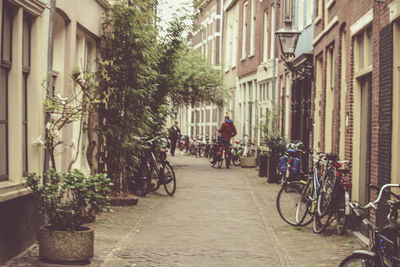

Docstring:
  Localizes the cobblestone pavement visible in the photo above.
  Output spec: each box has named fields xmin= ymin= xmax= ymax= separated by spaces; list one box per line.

xmin=4 ymin=154 xmax=365 ymax=267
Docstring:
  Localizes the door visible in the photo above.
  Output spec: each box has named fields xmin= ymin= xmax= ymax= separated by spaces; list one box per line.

xmin=358 ymin=75 xmax=371 ymax=206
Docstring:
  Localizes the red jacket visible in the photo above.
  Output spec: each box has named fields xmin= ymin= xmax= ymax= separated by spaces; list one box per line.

xmin=219 ymin=121 xmax=237 ymax=140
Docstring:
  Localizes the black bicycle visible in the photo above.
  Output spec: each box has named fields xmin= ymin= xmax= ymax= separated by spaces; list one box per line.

xmin=339 ymin=183 xmax=400 ymax=266
xmin=134 ymin=136 xmax=176 ymax=196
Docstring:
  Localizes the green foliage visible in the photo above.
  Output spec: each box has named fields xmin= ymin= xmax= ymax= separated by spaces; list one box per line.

xmin=258 ymin=102 xmax=286 ymax=154
xmin=96 ymin=1 xmax=226 ymax=194
xmin=25 ymin=169 xmax=111 ymax=231
xmin=98 ymin=1 xmax=161 ymax=194
xmin=173 ymin=47 xmax=225 ymax=107
xmin=158 ymin=13 xmax=225 ymax=108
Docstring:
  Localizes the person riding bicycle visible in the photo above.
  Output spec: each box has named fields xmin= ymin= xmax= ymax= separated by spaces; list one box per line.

xmin=211 ymin=116 xmax=237 ymax=168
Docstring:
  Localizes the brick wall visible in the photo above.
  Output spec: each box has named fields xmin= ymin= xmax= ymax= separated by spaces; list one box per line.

xmin=237 ymin=0 xmax=277 ymax=78
xmin=377 ymin=23 xmax=393 ymax=227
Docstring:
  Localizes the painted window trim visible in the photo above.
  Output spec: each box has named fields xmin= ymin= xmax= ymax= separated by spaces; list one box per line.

xmin=350 ymin=9 xmax=373 ymax=37
xmin=355 ymin=65 xmax=373 ymax=79
xmin=12 ymin=0 xmax=45 ymax=16
xmin=326 ymin=0 xmax=335 ymax=10
xmin=314 ymin=15 xmax=322 ymax=25
xmin=0 ymin=183 xmax=30 ymax=202
xmin=389 ymin=0 xmax=400 ymax=22
xmin=312 ymin=16 xmax=338 ymax=45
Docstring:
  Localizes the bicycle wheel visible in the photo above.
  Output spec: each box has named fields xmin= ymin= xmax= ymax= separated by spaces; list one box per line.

xmin=217 ymin=158 xmax=223 ymax=168
xmin=232 ymin=154 xmax=240 ymax=166
xmin=339 ymin=252 xmax=377 ymax=267
xmin=276 ymin=181 xmax=308 ymax=226
xmin=135 ymin=164 xmax=152 ymax=196
xmin=149 ymin=166 xmax=162 ymax=192
xmin=162 ymin=162 xmax=176 ymax=196
xmin=312 ymin=212 xmax=332 ymax=234
xmin=335 ymin=209 xmax=347 ymax=235
xmin=318 ymin=169 xmax=337 ymax=217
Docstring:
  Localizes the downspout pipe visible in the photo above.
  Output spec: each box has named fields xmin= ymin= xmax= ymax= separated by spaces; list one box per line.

xmin=272 ymin=0 xmax=277 ymax=105
xmin=219 ymin=0 xmax=223 ymax=67
xmin=44 ymin=0 xmax=56 ymax=183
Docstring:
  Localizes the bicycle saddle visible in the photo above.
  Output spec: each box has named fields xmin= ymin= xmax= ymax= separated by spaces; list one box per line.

xmin=325 ymin=153 xmax=338 ymax=161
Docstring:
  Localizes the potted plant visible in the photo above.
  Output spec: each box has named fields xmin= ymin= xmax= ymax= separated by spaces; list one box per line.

xmin=258 ymin=102 xmax=287 ymax=182
xmin=25 ymin=168 xmax=111 ymax=262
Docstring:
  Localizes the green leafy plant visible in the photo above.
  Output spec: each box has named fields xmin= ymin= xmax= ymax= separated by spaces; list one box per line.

xmin=97 ymin=1 xmax=225 ymax=195
xmin=25 ymin=169 xmax=112 ymax=231
xmin=258 ymin=102 xmax=287 ymax=154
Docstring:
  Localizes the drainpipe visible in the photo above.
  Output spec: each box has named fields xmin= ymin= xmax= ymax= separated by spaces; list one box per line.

xmin=272 ymin=0 xmax=277 ymax=106
xmin=44 ymin=0 xmax=56 ymax=183
xmin=219 ymin=0 xmax=223 ymax=67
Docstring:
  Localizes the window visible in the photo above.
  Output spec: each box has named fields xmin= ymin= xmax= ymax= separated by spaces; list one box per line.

xmin=325 ymin=45 xmax=335 ymax=152
xmin=250 ymin=0 xmax=256 ymax=56
xmin=305 ymin=0 xmax=313 ymax=26
xmin=327 ymin=46 xmax=334 ymax=90
xmin=355 ymin=27 xmax=372 ymax=75
xmin=263 ymin=10 xmax=269 ymax=62
xmin=22 ymin=14 xmax=31 ymax=175
xmin=283 ymin=0 xmax=293 ymax=22
xmin=242 ymin=2 xmax=248 ymax=59
xmin=0 ymin=3 xmax=12 ymax=181
xmin=298 ymin=0 xmax=304 ymax=30
xmin=248 ymin=81 xmax=253 ymax=100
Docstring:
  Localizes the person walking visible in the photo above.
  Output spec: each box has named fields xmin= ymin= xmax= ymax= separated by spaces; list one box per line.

xmin=169 ymin=121 xmax=181 ymax=156
xmin=211 ymin=116 xmax=237 ymax=168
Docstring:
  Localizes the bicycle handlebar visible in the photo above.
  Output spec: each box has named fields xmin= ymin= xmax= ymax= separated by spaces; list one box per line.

xmin=352 ymin=184 xmax=400 ymax=211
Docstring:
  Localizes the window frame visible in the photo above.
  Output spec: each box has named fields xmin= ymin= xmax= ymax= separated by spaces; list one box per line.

xmin=0 ymin=2 xmax=13 ymax=181
xmin=22 ymin=13 xmax=31 ymax=176
xmin=241 ymin=1 xmax=248 ymax=60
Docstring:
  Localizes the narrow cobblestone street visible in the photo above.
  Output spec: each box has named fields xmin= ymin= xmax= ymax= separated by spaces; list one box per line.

xmin=5 ymin=154 xmax=365 ymax=267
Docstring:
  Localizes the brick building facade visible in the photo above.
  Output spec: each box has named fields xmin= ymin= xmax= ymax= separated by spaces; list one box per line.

xmin=186 ymin=0 xmax=223 ymax=140
xmin=312 ymin=0 xmax=400 ymax=228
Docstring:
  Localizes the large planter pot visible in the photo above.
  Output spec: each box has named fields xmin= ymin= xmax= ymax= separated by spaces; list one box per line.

xmin=240 ymin=156 xmax=257 ymax=168
xmin=258 ymin=154 xmax=269 ymax=177
xmin=267 ymin=154 xmax=280 ymax=183
xmin=39 ymin=226 xmax=94 ymax=262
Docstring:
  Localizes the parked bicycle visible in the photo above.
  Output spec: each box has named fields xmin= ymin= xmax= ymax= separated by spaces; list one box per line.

xmin=277 ymin=140 xmax=306 ymax=184
xmin=210 ymin=133 xmax=231 ymax=169
xmin=339 ymin=183 xmax=400 ymax=266
xmin=231 ymin=140 xmax=243 ymax=166
xmin=276 ymin=151 xmax=326 ymax=227
xmin=134 ymin=135 xmax=176 ymax=197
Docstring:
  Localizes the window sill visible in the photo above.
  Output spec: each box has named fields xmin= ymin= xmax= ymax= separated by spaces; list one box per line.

xmin=240 ymin=58 xmax=246 ymax=62
xmin=355 ymin=66 xmax=373 ymax=79
xmin=248 ymin=54 xmax=254 ymax=58
xmin=314 ymin=16 xmax=322 ymax=25
xmin=231 ymin=65 xmax=236 ymax=70
xmin=0 ymin=183 xmax=30 ymax=202
xmin=326 ymin=0 xmax=335 ymax=10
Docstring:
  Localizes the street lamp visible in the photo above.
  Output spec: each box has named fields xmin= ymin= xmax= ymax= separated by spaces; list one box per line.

xmin=275 ymin=23 xmax=312 ymax=78
xmin=275 ymin=26 xmax=301 ymax=59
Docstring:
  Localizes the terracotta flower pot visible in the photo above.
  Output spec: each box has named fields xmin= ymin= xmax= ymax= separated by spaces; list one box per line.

xmin=39 ymin=226 xmax=94 ymax=262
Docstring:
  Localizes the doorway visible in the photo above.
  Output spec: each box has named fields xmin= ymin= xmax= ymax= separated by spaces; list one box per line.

xmin=358 ymin=74 xmax=371 ymax=206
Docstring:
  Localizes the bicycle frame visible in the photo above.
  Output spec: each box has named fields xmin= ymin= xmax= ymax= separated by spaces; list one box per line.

xmin=344 ymin=184 xmax=400 ymax=266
